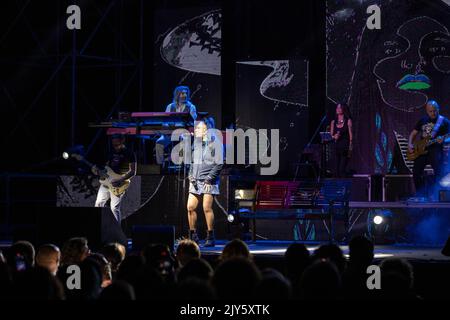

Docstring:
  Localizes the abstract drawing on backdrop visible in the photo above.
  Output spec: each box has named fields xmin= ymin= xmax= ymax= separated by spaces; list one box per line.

xmin=154 ymin=7 xmax=222 ymax=128
xmin=327 ymin=0 xmax=450 ymax=174
xmin=235 ymin=60 xmax=309 ymax=175
xmin=56 ymin=176 xmax=141 ymax=220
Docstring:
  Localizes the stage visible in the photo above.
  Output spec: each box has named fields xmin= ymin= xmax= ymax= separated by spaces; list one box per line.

xmin=2 ymin=172 xmax=450 ymax=248
xmin=197 ymin=240 xmax=450 ymax=299
xmin=198 ymin=240 xmax=450 ymax=263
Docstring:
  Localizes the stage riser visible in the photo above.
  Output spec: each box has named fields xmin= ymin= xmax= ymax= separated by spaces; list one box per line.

xmin=4 ymin=207 xmax=127 ymax=250
xmin=350 ymin=176 xmax=416 ymax=201
xmin=2 ymin=175 xmax=450 ymax=247
xmin=1 ymin=174 xmax=229 ymax=241
xmin=249 ymin=207 xmax=450 ymax=246
xmin=55 ymin=174 xmax=229 ymax=239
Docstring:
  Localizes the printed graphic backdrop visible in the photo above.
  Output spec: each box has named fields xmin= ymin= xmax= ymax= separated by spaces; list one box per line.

xmin=153 ymin=7 xmax=222 ymax=128
xmin=327 ymin=0 xmax=450 ymax=174
xmin=236 ymin=60 xmax=309 ymax=176
xmin=56 ymin=176 xmax=141 ymax=220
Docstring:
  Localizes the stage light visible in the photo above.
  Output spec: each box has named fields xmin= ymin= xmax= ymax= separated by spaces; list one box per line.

xmin=62 ymin=145 xmax=85 ymax=160
xmin=368 ymin=209 xmax=394 ymax=244
xmin=229 ymin=188 xmax=254 ymax=240
xmin=373 ymin=215 xmax=384 ymax=225
xmin=439 ymin=173 xmax=450 ymax=187
xmin=234 ymin=189 xmax=255 ymax=210
xmin=234 ymin=189 xmax=255 ymax=200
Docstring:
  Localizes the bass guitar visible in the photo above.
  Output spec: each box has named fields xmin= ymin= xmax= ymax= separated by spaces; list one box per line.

xmin=407 ymin=133 xmax=450 ymax=161
xmin=71 ymin=154 xmax=130 ymax=196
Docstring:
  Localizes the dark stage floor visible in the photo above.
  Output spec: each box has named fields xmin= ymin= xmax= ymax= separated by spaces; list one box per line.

xmin=197 ymin=240 xmax=450 ymax=263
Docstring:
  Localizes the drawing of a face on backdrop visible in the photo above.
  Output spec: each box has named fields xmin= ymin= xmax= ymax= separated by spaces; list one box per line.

xmin=373 ymin=17 xmax=450 ymax=112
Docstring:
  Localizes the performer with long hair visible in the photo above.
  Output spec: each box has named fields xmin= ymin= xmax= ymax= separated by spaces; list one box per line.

xmin=330 ymin=103 xmax=353 ymax=178
xmin=155 ymin=86 xmax=197 ymax=165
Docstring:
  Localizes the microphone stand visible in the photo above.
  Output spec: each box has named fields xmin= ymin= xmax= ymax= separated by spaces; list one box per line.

xmin=180 ymin=133 xmax=193 ymax=237
xmin=294 ymin=114 xmax=328 ymax=182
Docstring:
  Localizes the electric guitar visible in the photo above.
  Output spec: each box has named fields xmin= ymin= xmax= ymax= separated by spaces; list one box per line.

xmin=71 ymin=154 xmax=131 ymax=196
xmin=406 ymin=133 xmax=450 ymax=161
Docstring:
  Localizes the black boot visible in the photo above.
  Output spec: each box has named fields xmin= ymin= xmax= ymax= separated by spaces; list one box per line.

xmin=188 ymin=230 xmax=200 ymax=244
xmin=204 ymin=230 xmax=215 ymax=247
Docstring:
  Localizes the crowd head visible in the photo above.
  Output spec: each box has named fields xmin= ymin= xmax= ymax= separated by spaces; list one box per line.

xmin=0 ymin=235 xmax=429 ymax=301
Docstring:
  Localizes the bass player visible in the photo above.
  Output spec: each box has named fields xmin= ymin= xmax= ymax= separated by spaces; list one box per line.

xmin=408 ymin=100 xmax=450 ymax=198
xmin=93 ymin=134 xmax=137 ymax=223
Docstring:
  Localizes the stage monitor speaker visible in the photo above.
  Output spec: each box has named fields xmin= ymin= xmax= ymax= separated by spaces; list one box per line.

xmin=370 ymin=174 xmax=383 ymax=201
xmin=442 ymin=236 xmax=450 ymax=256
xmin=350 ymin=175 xmax=371 ymax=201
xmin=383 ymin=175 xmax=414 ymax=201
xmin=36 ymin=207 xmax=127 ymax=250
xmin=131 ymin=225 xmax=175 ymax=252
xmin=439 ymin=190 xmax=450 ymax=202
xmin=137 ymin=164 xmax=161 ymax=175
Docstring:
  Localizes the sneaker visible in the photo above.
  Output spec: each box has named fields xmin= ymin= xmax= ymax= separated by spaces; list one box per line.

xmin=188 ymin=230 xmax=200 ymax=244
xmin=204 ymin=238 xmax=215 ymax=247
xmin=204 ymin=230 xmax=215 ymax=247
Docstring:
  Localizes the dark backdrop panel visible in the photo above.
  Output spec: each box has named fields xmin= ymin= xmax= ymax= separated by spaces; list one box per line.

xmin=235 ymin=60 xmax=309 ymax=176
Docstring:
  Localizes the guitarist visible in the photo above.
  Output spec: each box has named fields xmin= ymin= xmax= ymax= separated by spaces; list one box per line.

xmin=408 ymin=100 xmax=450 ymax=197
xmin=93 ymin=134 xmax=137 ymax=223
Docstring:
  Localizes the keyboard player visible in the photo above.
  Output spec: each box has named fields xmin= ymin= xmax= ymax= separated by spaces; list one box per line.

xmin=155 ymin=85 xmax=197 ymax=165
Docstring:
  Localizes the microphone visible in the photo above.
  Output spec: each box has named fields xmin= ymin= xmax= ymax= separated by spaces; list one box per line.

xmin=191 ymin=179 xmax=198 ymax=190
xmin=189 ymin=176 xmax=198 ymax=190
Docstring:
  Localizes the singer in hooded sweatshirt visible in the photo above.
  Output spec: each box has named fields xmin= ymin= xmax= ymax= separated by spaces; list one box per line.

xmin=186 ymin=118 xmax=223 ymax=247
